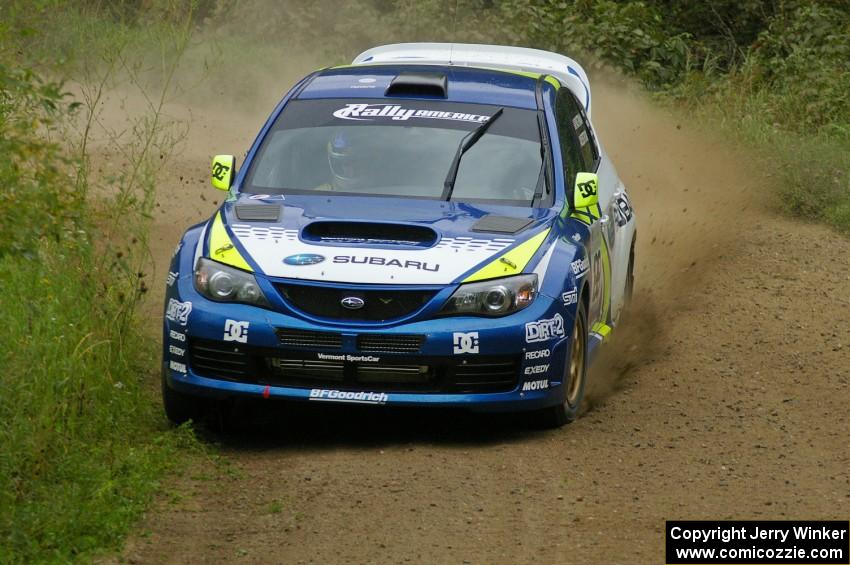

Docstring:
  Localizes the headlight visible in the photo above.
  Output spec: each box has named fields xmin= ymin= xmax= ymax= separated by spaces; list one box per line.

xmin=439 ymin=274 xmax=537 ymax=317
xmin=194 ymin=257 xmax=271 ymax=308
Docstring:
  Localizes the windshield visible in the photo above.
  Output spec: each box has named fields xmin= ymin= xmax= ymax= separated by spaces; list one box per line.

xmin=243 ymin=99 xmax=545 ymax=205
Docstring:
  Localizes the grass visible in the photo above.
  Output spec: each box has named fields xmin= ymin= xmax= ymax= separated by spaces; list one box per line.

xmin=0 ymin=243 xmax=200 ymax=563
xmin=0 ymin=2 xmax=205 ymax=562
xmin=670 ymin=75 xmax=850 ymax=234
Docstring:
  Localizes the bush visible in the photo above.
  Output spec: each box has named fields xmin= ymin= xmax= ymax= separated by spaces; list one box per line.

xmin=0 ymin=65 xmax=81 ymax=257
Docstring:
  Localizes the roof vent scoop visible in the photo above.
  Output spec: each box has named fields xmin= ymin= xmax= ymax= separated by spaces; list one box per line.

xmin=385 ymin=71 xmax=447 ymax=98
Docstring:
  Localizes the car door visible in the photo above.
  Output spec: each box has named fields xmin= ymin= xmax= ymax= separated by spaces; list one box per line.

xmin=574 ymin=99 xmax=635 ymax=325
xmin=555 ymin=89 xmax=612 ymax=336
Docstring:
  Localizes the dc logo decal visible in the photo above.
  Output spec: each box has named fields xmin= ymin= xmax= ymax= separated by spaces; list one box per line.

xmin=212 ymin=161 xmax=230 ymax=182
xmin=223 ymin=319 xmax=249 ymax=343
xmin=577 ymin=179 xmax=597 ymax=198
xmin=453 ymin=332 xmax=479 ymax=354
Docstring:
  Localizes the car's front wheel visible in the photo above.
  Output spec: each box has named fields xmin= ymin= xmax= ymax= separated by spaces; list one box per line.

xmin=532 ymin=299 xmax=588 ymax=429
xmin=162 ymin=370 xmax=201 ymax=425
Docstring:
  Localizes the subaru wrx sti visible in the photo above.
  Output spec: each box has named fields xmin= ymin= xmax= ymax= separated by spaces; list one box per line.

xmin=162 ymin=43 xmax=637 ymax=428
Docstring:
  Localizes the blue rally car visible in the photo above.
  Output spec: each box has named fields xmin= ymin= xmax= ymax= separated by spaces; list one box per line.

xmin=162 ymin=43 xmax=637 ymax=428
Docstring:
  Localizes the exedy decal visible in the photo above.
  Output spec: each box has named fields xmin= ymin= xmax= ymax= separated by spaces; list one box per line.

xmin=524 ymin=364 xmax=549 ymax=375
xmin=333 ymin=103 xmax=491 ymax=124
xmin=333 ymin=256 xmax=439 ymax=272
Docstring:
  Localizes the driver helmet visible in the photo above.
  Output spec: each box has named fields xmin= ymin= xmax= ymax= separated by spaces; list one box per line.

xmin=327 ymin=129 xmax=366 ymax=190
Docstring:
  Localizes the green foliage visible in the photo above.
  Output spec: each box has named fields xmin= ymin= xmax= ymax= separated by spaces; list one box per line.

xmin=379 ymin=0 xmax=850 ymax=232
xmin=0 ymin=65 xmax=82 ymax=257
xmin=745 ymin=2 xmax=850 ymax=132
xmin=0 ymin=3 xmax=203 ymax=562
xmin=0 ymin=244 xmax=197 ymax=562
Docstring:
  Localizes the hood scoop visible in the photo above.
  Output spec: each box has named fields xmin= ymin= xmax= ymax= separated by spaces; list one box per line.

xmin=235 ymin=203 xmax=281 ymax=222
xmin=471 ymin=215 xmax=534 ymax=235
xmin=302 ymin=221 xmax=438 ymax=248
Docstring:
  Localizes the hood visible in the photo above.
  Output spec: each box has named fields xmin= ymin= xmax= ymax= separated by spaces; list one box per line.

xmin=208 ymin=194 xmax=555 ymax=285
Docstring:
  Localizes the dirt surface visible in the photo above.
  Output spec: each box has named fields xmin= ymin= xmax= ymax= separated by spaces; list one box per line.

xmin=110 ymin=70 xmax=850 ymax=564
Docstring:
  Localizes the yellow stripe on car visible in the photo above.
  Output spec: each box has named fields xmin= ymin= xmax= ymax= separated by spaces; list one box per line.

xmin=591 ymin=322 xmax=612 ymax=340
xmin=463 ymin=228 xmax=550 ymax=282
xmin=209 ymin=212 xmax=253 ymax=272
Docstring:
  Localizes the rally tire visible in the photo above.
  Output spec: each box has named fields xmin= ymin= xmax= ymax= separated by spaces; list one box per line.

xmin=625 ymin=236 xmax=636 ymax=307
xmin=162 ymin=371 xmax=201 ymax=425
xmin=533 ymin=299 xmax=588 ymax=429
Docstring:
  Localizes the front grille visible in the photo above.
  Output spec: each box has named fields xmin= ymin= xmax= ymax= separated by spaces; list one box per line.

xmin=448 ymin=359 xmax=519 ymax=393
xmin=354 ymin=363 xmax=432 ymax=384
xmin=357 ymin=334 xmax=425 ymax=353
xmin=189 ymin=339 xmax=519 ymax=394
xmin=189 ymin=340 xmax=252 ymax=380
xmin=276 ymin=328 xmax=343 ymax=349
xmin=277 ymin=284 xmax=437 ymax=321
xmin=268 ymin=358 xmax=344 ymax=381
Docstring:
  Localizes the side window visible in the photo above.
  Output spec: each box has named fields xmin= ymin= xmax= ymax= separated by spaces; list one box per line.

xmin=554 ymin=89 xmax=585 ymax=191
xmin=575 ymin=103 xmax=599 ymax=170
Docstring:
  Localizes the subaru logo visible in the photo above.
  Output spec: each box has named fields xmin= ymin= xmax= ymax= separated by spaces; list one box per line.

xmin=341 ymin=296 xmax=365 ymax=310
xmin=283 ymin=253 xmax=325 ymax=266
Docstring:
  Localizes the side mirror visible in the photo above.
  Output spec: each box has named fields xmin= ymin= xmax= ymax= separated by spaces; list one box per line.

xmin=211 ymin=154 xmax=236 ymax=191
xmin=573 ymin=172 xmax=599 ymax=208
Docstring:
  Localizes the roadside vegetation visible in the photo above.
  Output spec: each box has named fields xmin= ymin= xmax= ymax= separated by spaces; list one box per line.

xmin=0 ymin=2 xmax=203 ymax=562
xmin=490 ymin=0 xmax=850 ymax=232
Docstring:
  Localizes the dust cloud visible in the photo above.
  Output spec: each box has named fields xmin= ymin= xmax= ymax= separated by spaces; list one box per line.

xmin=585 ymin=74 xmax=768 ymax=405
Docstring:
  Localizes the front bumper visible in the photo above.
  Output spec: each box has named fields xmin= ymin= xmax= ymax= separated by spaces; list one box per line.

xmin=164 ymin=277 xmax=574 ymax=413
